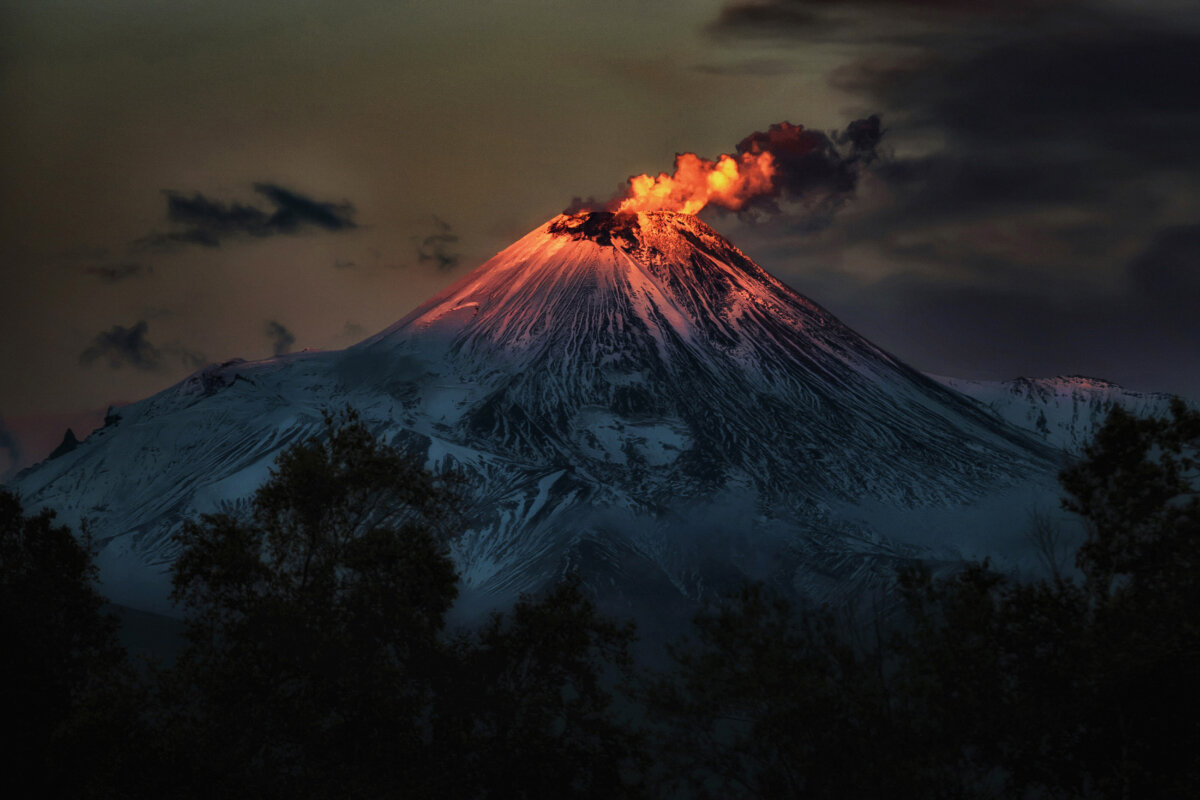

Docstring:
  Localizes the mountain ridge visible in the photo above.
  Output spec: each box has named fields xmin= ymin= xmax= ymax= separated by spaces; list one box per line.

xmin=935 ymin=374 xmax=1185 ymax=452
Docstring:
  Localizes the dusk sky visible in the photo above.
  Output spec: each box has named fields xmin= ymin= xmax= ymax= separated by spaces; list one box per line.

xmin=2 ymin=0 xmax=1199 ymax=475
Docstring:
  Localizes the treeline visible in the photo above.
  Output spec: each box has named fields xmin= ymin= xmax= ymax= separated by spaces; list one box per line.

xmin=2 ymin=403 xmax=1197 ymax=798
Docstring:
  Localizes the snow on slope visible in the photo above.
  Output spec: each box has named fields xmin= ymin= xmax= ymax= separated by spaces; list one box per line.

xmin=11 ymin=211 xmax=1059 ymax=616
xmin=933 ymin=375 xmax=1185 ymax=453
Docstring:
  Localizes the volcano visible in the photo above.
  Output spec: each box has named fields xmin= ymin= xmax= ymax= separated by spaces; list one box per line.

xmin=11 ymin=211 xmax=1057 ymax=615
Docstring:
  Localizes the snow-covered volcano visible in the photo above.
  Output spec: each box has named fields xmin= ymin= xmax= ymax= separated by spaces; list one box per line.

xmin=12 ymin=211 xmax=1056 ymax=615
xmin=357 ymin=211 xmax=1047 ymax=502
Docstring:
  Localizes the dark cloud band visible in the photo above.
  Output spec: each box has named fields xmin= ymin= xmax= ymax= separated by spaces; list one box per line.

xmin=139 ymin=183 xmax=357 ymax=249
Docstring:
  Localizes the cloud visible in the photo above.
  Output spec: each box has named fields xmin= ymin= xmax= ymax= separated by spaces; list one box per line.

xmin=729 ymin=115 xmax=884 ymax=223
xmin=416 ymin=216 xmax=461 ymax=272
xmin=343 ymin=321 xmax=364 ymax=339
xmin=251 ymin=183 xmax=356 ymax=232
xmin=79 ymin=321 xmax=207 ymax=372
xmin=172 ymin=345 xmax=209 ymax=370
xmin=709 ymin=2 xmax=827 ymax=36
xmin=714 ymin=6 xmax=1200 ymax=237
xmin=138 ymin=183 xmax=357 ymax=249
xmin=710 ymin=0 xmax=1073 ymax=38
xmin=829 ymin=20 xmax=1200 ymax=272
xmin=1125 ymin=224 xmax=1200 ymax=327
xmin=80 ymin=321 xmax=162 ymax=370
xmin=82 ymin=262 xmax=151 ymax=283
xmin=700 ymin=1 xmax=1200 ymax=399
xmin=265 ymin=320 xmax=296 ymax=356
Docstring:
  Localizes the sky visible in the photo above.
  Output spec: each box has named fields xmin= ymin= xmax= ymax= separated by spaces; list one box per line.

xmin=2 ymin=0 xmax=1198 ymax=475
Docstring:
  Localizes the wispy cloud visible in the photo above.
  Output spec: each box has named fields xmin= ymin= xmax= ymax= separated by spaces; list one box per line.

xmin=265 ymin=320 xmax=296 ymax=356
xmin=416 ymin=216 xmax=461 ymax=272
xmin=79 ymin=320 xmax=206 ymax=371
xmin=82 ymin=262 xmax=152 ymax=283
xmin=138 ymin=183 xmax=357 ymax=249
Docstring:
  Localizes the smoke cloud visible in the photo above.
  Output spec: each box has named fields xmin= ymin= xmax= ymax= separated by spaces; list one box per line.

xmin=80 ymin=321 xmax=206 ymax=372
xmin=589 ymin=116 xmax=884 ymax=219
xmin=265 ymin=320 xmax=296 ymax=356
xmin=80 ymin=321 xmax=162 ymax=371
xmin=416 ymin=216 xmax=461 ymax=272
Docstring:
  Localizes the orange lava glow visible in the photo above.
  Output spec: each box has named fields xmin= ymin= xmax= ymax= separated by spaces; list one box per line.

xmin=615 ymin=150 xmax=776 ymax=215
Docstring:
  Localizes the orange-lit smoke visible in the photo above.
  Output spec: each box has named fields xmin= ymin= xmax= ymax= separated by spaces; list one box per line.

xmin=615 ymin=150 xmax=777 ymax=215
xmin=571 ymin=117 xmax=884 ymax=219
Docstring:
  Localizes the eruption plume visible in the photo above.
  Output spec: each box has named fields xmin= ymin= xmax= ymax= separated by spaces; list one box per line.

xmin=615 ymin=150 xmax=776 ymax=215
xmin=593 ymin=116 xmax=884 ymax=218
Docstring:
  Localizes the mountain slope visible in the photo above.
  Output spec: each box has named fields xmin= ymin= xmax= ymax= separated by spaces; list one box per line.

xmin=11 ymin=211 xmax=1056 ymax=614
xmin=934 ymin=375 xmax=1184 ymax=452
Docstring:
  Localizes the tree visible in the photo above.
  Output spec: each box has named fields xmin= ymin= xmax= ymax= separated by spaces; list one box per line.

xmin=441 ymin=577 xmax=647 ymax=799
xmin=165 ymin=408 xmax=463 ymax=797
xmin=646 ymin=399 xmax=1200 ymax=798
xmin=0 ymin=489 xmax=148 ymax=797
xmin=1057 ymin=398 xmax=1200 ymax=797
xmin=891 ymin=561 xmax=1095 ymax=798
xmin=894 ymin=399 xmax=1200 ymax=797
xmin=644 ymin=582 xmax=905 ymax=799
xmin=1060 ymin=397 xmax=1200 ymax=601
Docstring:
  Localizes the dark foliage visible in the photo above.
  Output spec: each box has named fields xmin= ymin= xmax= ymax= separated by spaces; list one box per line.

xmin=642 ymin=583 xmax=908 ymax=798
xmin=0 ymin=490 xmax=148 ymax=797
xmin=441 ymin=578 xmax=647 ymax=798
xmin=644 ymin=399 xmax=1200 ymax=797
xmin=1055 ymin=398 xmax=1200 ymax=797
xmin=162 ymin=408 xmax=644 ymax=798
xmin=164 ymin=408 xmax=463 ymax=797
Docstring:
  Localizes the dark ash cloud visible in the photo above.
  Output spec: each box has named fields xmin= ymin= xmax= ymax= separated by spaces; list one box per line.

xmin=79 ymin=321 xmax=207 ymax=372
xmin=706 ymin=2 xmax=1200 ymax=398
xmin=569 ymin=116 xmax=884 ymax=231
xmin=139 ymin=183 xmax=357 ymax=249
xmin=828 ymin=22 xmax=1200 ymax=263
xmin=83 ymin=262 xmax=151 ymax=283
xmin=710 ymin=0 xmax=1070 ymax=36
xmin=416 ymin=216 xmax=461 ymax=272
xmin=265 ymin=320 xmax=296 ymax=357
xmin=730 ymin=115 xmax=884 ymax=223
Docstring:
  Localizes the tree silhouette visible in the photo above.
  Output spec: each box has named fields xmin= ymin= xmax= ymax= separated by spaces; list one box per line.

xmin=643 ymin=582 xmax=906 ymax=798
xmin=648 ymin=399 xmax=1200 ymax=797
xmin=1056 ymin=397 xmax=1200 ymax=796
xmin=0 ymin=489 xmax=147 ymax=797
xmin=442 ymin=577 xmax=647 ymax=798
xmin=165 ymin=409 xmax=463 ymax=797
